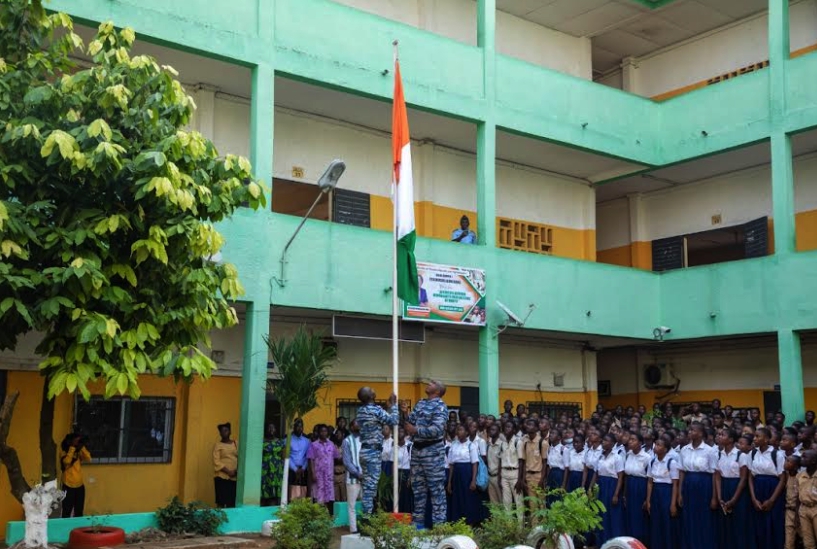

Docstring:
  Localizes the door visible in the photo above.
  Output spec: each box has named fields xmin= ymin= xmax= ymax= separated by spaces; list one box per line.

xmin=763 ymin=390 xmax=782 ymax=417
xmin=459 ymin=387 xmax=480 ymax=418
xmin=744 ymin=216 xmax=769 ymax=259
xmin=651 ymin=236 xmax=685 ymax=272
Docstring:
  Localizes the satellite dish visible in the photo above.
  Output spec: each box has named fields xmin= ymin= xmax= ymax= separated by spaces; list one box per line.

xmin=497 ymin=301 xmax=524 ymax=326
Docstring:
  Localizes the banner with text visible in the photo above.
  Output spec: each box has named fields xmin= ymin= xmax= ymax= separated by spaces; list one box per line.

xmin=403 ymin=262 xmax=486 ymax=326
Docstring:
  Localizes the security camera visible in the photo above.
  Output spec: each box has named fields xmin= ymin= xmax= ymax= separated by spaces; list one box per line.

xmin=653 ymin=326 xmax=672 ymax=341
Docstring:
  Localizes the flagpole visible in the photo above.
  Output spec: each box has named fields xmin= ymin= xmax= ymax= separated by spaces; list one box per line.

xmin=391 ymin=39 xmax=400 ymax=515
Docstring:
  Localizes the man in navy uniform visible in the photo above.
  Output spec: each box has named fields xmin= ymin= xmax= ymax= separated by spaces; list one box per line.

xmin=402 ymin=380 xmax=449 ymax=528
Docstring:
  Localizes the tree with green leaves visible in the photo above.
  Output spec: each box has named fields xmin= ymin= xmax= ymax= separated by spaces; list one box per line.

xmin=265 ymin=326 xmax=336 ymax=504
xmin=0 ymin=0 xmax=265 ymax=502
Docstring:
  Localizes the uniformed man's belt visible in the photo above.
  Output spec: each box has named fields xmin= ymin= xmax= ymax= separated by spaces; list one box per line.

xmin=413 ymin=439 xmax=443 ymax=450
xmin=802 ymin=501 xmax=817 ymax=508
xmin=360 ymin=443 xmax=380 ymax=450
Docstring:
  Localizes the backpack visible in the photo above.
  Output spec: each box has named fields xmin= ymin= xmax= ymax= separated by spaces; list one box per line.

xmin=751 ymin=448 xmax=780 ymax=472
xmin=472 ymin=442 xmax=489 ymax=491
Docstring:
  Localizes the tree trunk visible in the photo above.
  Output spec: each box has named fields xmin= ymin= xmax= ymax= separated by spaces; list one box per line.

xmin=0 ymin=392 xmax=32 ymax=503
xmin=39 ymin=381 xmax=57 ymax=485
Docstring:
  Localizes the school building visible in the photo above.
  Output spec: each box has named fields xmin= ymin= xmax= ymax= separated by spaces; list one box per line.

xmin=3 ymin=0 xmax=817 ymax=537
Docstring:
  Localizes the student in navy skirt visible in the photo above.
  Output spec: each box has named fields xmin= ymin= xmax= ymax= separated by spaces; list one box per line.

xmin=584 ymin=430 xmax=603 ymax=490
xmin=562 ymin=433 xmax=586 ymax=493
xmin=646 ymin=438 xmax=680 ymax=549
xmin=446 ymin=424 xmax=481 ymax=526
xmin=678 ymin=422 xmax=718 ymax=549
xmin=623 ymin=433 xmax=650 ymax=546
xmin=546 ymin=429 xmax=566 ymax=506
xmin=715 ymin=429 xmax=755 ymax=549
xmin=748 ymin=427 xmax=786 ymax=549
xmin=590 ymin=433 xmax=625 ymax=546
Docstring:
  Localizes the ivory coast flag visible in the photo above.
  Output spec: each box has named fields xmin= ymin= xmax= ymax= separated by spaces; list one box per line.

xmin=392 ymin=60 xmax=419 ymax=306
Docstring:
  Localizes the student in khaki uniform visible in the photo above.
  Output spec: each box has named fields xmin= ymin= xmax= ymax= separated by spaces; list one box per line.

xmin=785 ymin=454 xmax=802 ymax=549
xmin=485 ymin=423 xmax=503 ymax=504
xmin=518 ymin=418 xmax=547 ymax=510
xmin=500 ymin=421 xmax=524 ymax=522
xmin=799 ymin=450 xmax=817 ymax=549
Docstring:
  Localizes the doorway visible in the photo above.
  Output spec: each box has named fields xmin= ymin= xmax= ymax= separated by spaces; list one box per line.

xmin=264 ymin=393 xmax=285 ymax=438
xmin=763 ymin=390 xmax=782 ymax=417
xmin=460 ymin=387 xmax=480 ymax=417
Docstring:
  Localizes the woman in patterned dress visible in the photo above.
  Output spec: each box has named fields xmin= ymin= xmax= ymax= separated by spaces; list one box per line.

xmin=308 ymin=424 xmax=341 ymax=514
xmin=261 ymin=424 xmax=285 ymax=506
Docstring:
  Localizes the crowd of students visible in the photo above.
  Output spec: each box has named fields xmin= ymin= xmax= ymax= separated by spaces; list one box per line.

xmin=259 ymin=398 xmax=817 ymax=549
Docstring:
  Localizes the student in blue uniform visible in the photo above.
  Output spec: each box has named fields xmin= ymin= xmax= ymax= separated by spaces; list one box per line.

xmin=715 ymin=428 xmax=754 ymax=549
xmin=748 ymin=427 xmax=786 ymax=549
xmin=546 ymin=429 xmax=566 ymax=506
xmin=563 ymin=433 xmax=586 ymax=493
xmin=623 ymin=432 xmax=651 ymax=546
xmin=678 ymin=422 xmax=718 ymax=549
xmin=590 ymin=433 xmax=625 ymax=546
xmin=446 ymin=424 xmax=481 ymax=525
xmin=646 ymin=438 xmax=680 ymax=549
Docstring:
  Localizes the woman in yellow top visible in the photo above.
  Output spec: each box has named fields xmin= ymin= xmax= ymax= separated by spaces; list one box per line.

xmin=213 ymin=422 xmax=238 ymax=508
xmin=61 ymin=432 xmax=92 ymax=517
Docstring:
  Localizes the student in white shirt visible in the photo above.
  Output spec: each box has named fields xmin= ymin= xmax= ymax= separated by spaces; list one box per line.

xmin=342 ymin=420 xmax=363 ymax=533
xmin=447 ymin=424 xmax=481 ymax=525
xmin=646 ymin=438 xmax=680 ymax=549
xmin=748 ymin=427 xmax=786 ymax=549
xmin=396 ymin=427 xmax=413 ymax=513
xmin=714 ymin=428 xmax=752 ymax=549
xmin=380 ymin=425 xmax=393 ymax=477
xmin=584 ymin=431 xmax=603 ymax=490
xmin=678 ymin=422 xmax=718 ymax=549
xmin=563 ymin=433 xmax=587 ymax=493
xmin=590 ymin=433 xmax=625 ymax=545
xmin=623 ymin=433 xmax=650 ymax=545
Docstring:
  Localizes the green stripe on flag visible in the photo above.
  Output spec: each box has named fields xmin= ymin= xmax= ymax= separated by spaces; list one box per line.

xmin=397 ymin=230 xmax=418 ymax=305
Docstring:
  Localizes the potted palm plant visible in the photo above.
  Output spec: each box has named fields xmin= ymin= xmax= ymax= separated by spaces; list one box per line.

xmin=265 ymin=325 xmax=336 ymax=505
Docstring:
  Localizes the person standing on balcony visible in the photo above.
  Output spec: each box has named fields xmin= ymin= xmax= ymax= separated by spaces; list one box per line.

xmin=356 ymin=387 xmax=399 ymax=515
xmin=451 ymin=215 xmax=476 ymax=244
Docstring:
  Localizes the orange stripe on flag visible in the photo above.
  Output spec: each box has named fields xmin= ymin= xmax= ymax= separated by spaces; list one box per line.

xmin=392 ymin=61 xmax=410 ymax=185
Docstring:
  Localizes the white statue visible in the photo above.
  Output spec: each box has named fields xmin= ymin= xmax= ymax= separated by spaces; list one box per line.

xmin=21 ymin=481 xmax=65 ymax=549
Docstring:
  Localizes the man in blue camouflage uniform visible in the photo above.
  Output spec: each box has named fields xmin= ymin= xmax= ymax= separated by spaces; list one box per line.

xmin=402 ymin=380 xmax=448 ymax=529
xmin=356 ymin=387 xmax=398 ymax=515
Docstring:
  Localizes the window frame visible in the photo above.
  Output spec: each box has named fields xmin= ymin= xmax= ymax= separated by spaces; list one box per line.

xmin=73 ymin=395 xmax=176 ymax=465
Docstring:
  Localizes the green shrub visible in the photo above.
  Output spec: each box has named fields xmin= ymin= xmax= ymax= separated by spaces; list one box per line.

xmin=271 ymin=498 xmax=333 ymax=549
xmin=529 ymin=486 xmax=604 ymax=544
xmin=155 ymin=497 xmax=227 ymax=537
xmin=474 ymin=504 xmax=529 ymax=549
xmin=361 ymin=512 xmax=474 ymax=549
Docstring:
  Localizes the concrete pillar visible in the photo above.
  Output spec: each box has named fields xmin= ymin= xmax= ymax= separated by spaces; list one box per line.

xmin=192 ymin=85 xmax=216 ymax=140
xmin=477 ymin=0 xmax=499 ymax=416
xmin=250 ymin=64 xmax=274 ymax=207
xmin=621 ymin=57 xmax=639 ymax=94
xmin=778 ymin=330 xmax=805 ymax=422
xmin=769 ymin=0 xmax=796 ymax=254
xmin=236 ymin=301 xmax=271 ymax=506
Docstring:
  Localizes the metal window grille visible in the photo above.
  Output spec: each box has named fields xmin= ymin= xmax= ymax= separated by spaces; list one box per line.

xmin=525 ymin=401 xmax=582 ymax=420
xmin=335 ymin=399 xmax=411 ymax=423
xmin=73 ymin=396 xmax=175 ymax=464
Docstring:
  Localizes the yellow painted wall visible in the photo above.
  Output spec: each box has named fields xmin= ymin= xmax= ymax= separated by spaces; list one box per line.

xmin=371 ymin=197 xmax=595 ymax=261
xmin=597 ymin=241 xmax=652 ymax=270
xmin=797 ymin=210 xmax=817 ymax=252
xmin=597 ymin=210 xmax=817 ymax=270
xmin=0 ymin=372 xmax=242 ymax=534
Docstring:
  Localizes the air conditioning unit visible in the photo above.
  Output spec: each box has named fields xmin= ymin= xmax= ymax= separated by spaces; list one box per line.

xmin=643 ymin=364 xmax=678 ymax=389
